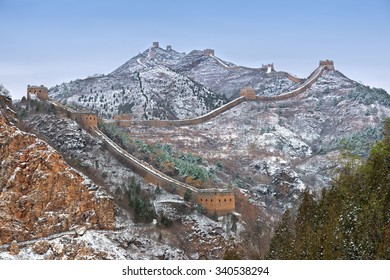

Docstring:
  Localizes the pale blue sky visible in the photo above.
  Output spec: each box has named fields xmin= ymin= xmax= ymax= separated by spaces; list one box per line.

xmin=1 ymin=0 xmax=389 ymax=99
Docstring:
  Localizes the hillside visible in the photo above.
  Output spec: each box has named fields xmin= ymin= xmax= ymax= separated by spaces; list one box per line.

xmin=126 ymin=69 xmax=390 ymax=215
xmin=0 ymin=93 xmax=115 ymax=248
xmin=267 ymin=121 xmax=390 ymax=259
xmin=4 ymin=96 xmax=243 ymax=259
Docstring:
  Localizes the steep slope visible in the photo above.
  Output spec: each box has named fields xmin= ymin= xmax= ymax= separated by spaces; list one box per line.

xmin=126 ymin=69 xmax=390 ymax=214
xmin=0 ymin=95 xmax=115 ymax=246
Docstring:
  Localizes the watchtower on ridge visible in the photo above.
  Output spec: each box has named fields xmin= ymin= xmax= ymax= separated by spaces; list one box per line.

xmin=320 ymin=60 xmax=335 ymax=70
xmin=72 ymin=112 xmax=98 ymax=129
xmin=204 ymin=49 xmax=215 ymax=56
xmin=240 ymin=87 xmax=257 ymax=100
xmin=27 ymin=85 xmax=49 ymax=101
xmin=261 ymin=63 xmax=275 ymax=73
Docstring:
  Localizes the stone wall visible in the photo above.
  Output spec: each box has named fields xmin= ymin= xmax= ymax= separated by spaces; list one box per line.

xmin=273 ymin=71 xmax=302 ymax=83
xmin=91 ymin=128 xmax=199 ymax=203
xmin=113 ymin=114 xmax=131 ymax=127
xmin=133 ymin=97 xmax=245 ymax=127
xmin=91 ymin=127 xmax=237 ymax=215
xmin=257 ymin=65 xmax=326 ymax=102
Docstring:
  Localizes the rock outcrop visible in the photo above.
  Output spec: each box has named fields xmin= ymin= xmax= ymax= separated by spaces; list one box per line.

xmin=0 ymin=97 xmax=115 ymax=246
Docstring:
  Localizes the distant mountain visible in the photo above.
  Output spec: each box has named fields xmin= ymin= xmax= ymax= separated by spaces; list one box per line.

xmin=49 ymin=43 xmax=305 ymax=119
xmin=50 ymin=45 xmax=227 ymax=120
xmin=171 ymin=50 xmax=298 ymax=99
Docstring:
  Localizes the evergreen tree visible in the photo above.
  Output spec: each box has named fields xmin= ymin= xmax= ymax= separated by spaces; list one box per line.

xmin=266 ymin=119 xmax=390 ymax=259
xmin=294 ymin=191 xmax=318 ymax=259
xmin=266 ymin=209 xmax=294 ymax=259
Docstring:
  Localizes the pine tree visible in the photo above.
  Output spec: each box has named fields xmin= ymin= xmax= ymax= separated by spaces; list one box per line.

xmin=266 ymin=209 xmax=294 ymax=259
xmin=294 ymin=190 xmax=318 ymax=259
xmin=266 ymin=119 xmax=390 ymax=259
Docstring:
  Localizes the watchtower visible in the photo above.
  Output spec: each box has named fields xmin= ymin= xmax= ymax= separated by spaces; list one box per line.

xmin=197 ymin=189 xmax=235 ymax=216
xmin=204 ymin=49 xmax=215 ymax=56
xmin=261 ymin=63 xmax=274 ymax=73
xmin=240 ymin=87 xmax=257 ymax=100
xmin=152 ymin=42 xmax=159 ymax=48
xmin=27 ymin=85 xmax=49 ymax=101
xmin=73 ymin=112 xmax=98 ymax=129
xmin=319 ymin=60 xmax=335 ymax=70
xmin=166 ymin=45 xmax=172 ymax=51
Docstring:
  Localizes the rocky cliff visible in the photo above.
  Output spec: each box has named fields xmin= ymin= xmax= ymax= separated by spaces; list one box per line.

xmin=0 ymin=96 xmax=115 ymax=246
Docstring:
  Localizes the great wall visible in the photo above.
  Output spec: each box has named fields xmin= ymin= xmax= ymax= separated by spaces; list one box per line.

xmin=25 ymin=59 xmax=334 ymax=217
xmin=129 ymin=60 xmax=334 ymax=128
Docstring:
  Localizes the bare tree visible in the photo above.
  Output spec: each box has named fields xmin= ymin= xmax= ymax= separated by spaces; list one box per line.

xmin=0 ymin=84 xmax=11 ymax=98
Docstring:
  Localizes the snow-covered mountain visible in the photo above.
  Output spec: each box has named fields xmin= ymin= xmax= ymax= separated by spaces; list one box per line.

xmin=49 ymin=44 xmax=303 ymax=119
xmin=171 ymin=50 xmax=298 ymax=99
xmin=49 ymin=45 xmax=227 ymax=120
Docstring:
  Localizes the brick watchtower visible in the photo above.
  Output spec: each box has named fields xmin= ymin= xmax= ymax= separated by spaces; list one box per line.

xmin=319 ymin=60 xmax=335 ymax=70
xmin=240 ymin=87 xmax=257 ymax=100
xmin=27 ymin=85 xmax=49 ymax=101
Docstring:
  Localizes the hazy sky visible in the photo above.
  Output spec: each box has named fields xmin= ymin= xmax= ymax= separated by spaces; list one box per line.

xmin=1 ymin=0 xmax=389 ymax=99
